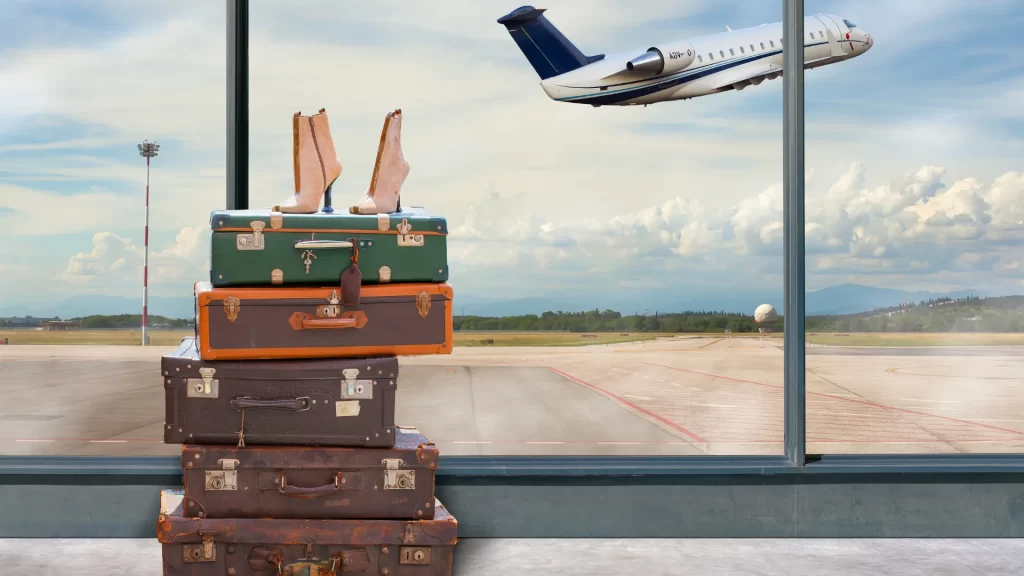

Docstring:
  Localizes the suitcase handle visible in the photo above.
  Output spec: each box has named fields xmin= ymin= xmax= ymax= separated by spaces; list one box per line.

xmin=230 ymin=397 xmax=310 ymax=411
xmin=293 ymin=239 xmax=353 ymax=249
xmin=289 ymin=311 xmax=368 ymax=330
xmin=277 ymin=473 xmax=343 ymax=498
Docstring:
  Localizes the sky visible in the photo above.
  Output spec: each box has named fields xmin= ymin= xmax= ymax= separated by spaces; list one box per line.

xmin=1 ymin=0 xmax=1022 ymax=315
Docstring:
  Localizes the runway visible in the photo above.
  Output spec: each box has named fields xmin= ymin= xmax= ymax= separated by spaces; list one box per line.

xmin=2 ymin=336 xmax=1022 ymax=456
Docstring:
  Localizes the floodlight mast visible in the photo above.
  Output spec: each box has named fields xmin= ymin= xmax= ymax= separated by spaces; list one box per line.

xmin=138 ymin=140 xmax=159 ymax=346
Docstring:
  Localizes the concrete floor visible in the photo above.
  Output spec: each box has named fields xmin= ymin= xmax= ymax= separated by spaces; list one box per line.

xmin=1 ymin=538 xmax=1022 ymax=575
xmin=2 ymin=336 xmax=1023 ymax=457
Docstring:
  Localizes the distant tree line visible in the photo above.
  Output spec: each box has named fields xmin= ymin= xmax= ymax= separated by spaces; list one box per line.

xmin=455 ymin=295 xmax=1024 ymax=334
xmin=69 ymin=314 xmax=194 ymax=329
xmin=805 ymin=295 xmax=1024 ymax=333
xmin=455 ymin=309 xmax=776 ymax=334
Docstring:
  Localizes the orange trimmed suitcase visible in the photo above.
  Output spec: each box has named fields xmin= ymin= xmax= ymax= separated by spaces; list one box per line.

xmin=194 ymin=281 xmax=452 ymax=360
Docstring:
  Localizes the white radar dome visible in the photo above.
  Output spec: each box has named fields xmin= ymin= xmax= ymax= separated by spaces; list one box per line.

xmin=754 ymin=304 xmax=778 ymax=323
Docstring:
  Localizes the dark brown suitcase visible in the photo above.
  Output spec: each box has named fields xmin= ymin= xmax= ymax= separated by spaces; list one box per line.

xmin=181 ymin=429 xmax=438 ymax=520
xmin=157 ymin=489 xmax=457 ymax=576
xmin=163 ymin=338 xmax=397 ymax=448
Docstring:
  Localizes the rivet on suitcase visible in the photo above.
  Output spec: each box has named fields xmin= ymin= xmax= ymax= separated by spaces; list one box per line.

xmin=163 ymin=338 xmax=398 ymax=447
xmin=157 ymin=489 xmax=457 ymax=575
xmin=181 ymin=428 xmax=438 ymax=520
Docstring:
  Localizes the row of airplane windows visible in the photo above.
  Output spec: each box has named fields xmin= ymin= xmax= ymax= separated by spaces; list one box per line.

xmin=696 ymin=30 xmax=828 ymax=64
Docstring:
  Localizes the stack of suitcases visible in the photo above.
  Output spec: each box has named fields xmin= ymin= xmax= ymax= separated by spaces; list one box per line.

xmin=155 ymin=198 xmax=457 ymax=574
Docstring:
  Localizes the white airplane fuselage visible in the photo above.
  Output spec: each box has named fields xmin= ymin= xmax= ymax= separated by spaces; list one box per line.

xmin=507 ymin=13 xmax=872 ymax=107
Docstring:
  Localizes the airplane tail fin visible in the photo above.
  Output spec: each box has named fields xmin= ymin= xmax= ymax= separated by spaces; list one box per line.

xmin=497 ymin=6 xmax=603 ymax=80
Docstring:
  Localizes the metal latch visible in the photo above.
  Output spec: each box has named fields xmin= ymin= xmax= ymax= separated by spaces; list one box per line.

xmin=236 ymin=220 xmax=266 ymax=251
xmin=184 ymin=531 xmax=217 ymax=563
xmin=383 ymin=458 xmax=415 ymax=490
xmin=205 ymin=458 xmax=239 ymax=491
xmin=316 ymin=290 xmax=341 ymax=319
xmin=396 ymin=219 xmax=424 ymax=247
xmin=400 ymin=547 xmax=431 ymax=565
xmin=340 ymin=368 xmax=373 ymax=400
xmin=187 ymin=368 xmax=219 ymax=399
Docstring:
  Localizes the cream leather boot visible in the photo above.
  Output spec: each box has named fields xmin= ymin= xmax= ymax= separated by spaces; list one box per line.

xmin=350 ymin=109 xmax=408 ymax=215
xmin=276 ymin=109 xmax=343 ymax=214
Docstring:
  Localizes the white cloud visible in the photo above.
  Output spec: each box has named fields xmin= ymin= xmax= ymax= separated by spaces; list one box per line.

xmin=445 ymin=163 xmax=1024 ymax=297
xmin=57 ymin=226 xmax=208 ymax=293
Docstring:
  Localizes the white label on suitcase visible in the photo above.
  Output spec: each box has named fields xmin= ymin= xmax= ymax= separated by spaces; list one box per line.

xmin=336 ymin=400 xmax=361 ymax=417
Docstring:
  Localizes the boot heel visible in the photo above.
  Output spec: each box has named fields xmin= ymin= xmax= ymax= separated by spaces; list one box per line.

xmin=321 ymin=179 xmax=337 ymax=214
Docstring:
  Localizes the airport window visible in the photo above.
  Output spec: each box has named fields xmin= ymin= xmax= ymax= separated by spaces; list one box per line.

xmin=0 ymin=0 xmax=788 ymax=461
xmin=805 ymin=4 xmax=1023 ymax=456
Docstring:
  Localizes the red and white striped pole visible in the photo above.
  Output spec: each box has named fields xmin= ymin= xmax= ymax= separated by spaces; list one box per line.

xmin=143 ymin=156 xmax=150 ymax=346
xmin=138 ymin=140 xmax=159 ymax=346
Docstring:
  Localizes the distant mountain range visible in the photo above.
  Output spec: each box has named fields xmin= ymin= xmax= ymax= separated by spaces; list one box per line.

xmin=0 ymin=283 xmax=992 ymax=320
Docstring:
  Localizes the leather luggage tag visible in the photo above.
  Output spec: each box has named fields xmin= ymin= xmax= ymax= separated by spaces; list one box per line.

xmin=342 ymin=237 xmax=361 ymax=306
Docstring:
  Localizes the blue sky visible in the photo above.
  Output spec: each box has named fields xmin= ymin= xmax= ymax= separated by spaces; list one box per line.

xmin=1 ymin=0 xmax=1022 ymax=315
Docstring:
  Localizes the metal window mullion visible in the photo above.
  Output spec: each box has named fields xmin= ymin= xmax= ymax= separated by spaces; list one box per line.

xmin=227 ymin=0 xmax=249 ymax=210
xmin=783 ymin=0 xmax=806 ymax=466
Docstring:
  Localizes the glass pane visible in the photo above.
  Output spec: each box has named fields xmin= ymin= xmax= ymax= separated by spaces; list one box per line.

xmin=1 ymin=0 xmax=786 ymax=457
xmin=805 ymin=3 xmax=1024 ymax=454
xmin=0 ymin=2 xmax=223 ymax=457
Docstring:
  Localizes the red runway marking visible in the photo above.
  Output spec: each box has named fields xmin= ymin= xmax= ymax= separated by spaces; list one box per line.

xmin=548 ymin=366 xmax=709 ymax=445
xmin=643 ymin=362 xmax=1024 ymax=438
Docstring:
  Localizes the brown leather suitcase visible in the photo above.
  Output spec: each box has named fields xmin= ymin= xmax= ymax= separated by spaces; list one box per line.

xmin=181 ymin=429 xmax=438 ymax=520
xmin=194 ymin=281 xmax=453 ymax=361
xmin=157 ymin=489 xmax=457 ymax=575
xmin=163 ymin=338 xmax=397 ymax=448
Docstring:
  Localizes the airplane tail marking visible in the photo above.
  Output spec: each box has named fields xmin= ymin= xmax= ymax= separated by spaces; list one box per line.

xmin=497 ymin=6 xmax=603 ymax=80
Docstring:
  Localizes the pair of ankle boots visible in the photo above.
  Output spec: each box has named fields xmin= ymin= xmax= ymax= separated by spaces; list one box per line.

xmin=275 ymin=108 xmax=409 ymax=215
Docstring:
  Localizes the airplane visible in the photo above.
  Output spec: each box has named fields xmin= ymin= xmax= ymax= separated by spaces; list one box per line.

xmin=497 ymin=6 xmax=872 ymax=107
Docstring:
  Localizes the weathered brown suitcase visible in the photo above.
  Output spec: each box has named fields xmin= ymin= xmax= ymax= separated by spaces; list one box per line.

xmin=163 ymin=338 xmax=397 ymax=448
xmin=194 ymin=281 xmax=453 ymax=361
xmin=157 ymin=489 xmax=457 ymax=575
xmin=182 ymin=429 xmax=438 ymax=520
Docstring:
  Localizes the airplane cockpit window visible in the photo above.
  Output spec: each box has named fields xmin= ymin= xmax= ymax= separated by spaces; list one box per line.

xmin=843 ymin=19 xmax=857 ymax=28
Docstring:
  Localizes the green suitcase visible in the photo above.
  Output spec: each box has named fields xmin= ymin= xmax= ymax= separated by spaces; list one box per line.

xmin=209 ymin=207 xmax=448 ymax=287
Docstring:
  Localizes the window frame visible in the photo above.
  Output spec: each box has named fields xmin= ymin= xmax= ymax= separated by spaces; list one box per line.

xmin=1 ymin=0 xmax=1022 ymax=488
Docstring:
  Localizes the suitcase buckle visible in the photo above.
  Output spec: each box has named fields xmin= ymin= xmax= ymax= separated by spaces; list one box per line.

xmin=183 ymin=531 xmax=217 ymax=563
xmin=396 ymin=218 xmax=424 ymax=247
xmin=236 ymin=221 xmax=266 ymax=251
xmin=316 ymin=290 xmax=341 ymax=319
xmin=206 ymin=459 xmax=239 ymax=491
xmin=186 ymin=368 xmax=219 ymax=399
xmin=383 ymin=458 xmax=415 ymax=490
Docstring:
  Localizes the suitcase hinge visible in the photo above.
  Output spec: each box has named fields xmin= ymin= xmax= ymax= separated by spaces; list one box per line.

xmin=396 ymin=218 xmax=424 ymax=247
xmin=236 ymin=220 xmax=266 ymax=251
xmin=205 ymin=458 xmax=239 ymax=491
xmin=383 ymin=458 xmax=415 ymax=490
xmin=270 ymin=210 xmax=283 ymax=230
xmin=183 ymin=531 xmax=217 ymax=563
xmin=186 ymin=368 xmax=219 ymax=399
xmin=377 ymin=213 xmax=391 ymax=231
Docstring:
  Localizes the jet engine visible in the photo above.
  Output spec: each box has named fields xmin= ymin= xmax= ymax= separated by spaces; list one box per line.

xmin=625 ymin=41 xmax=696 ymax=76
